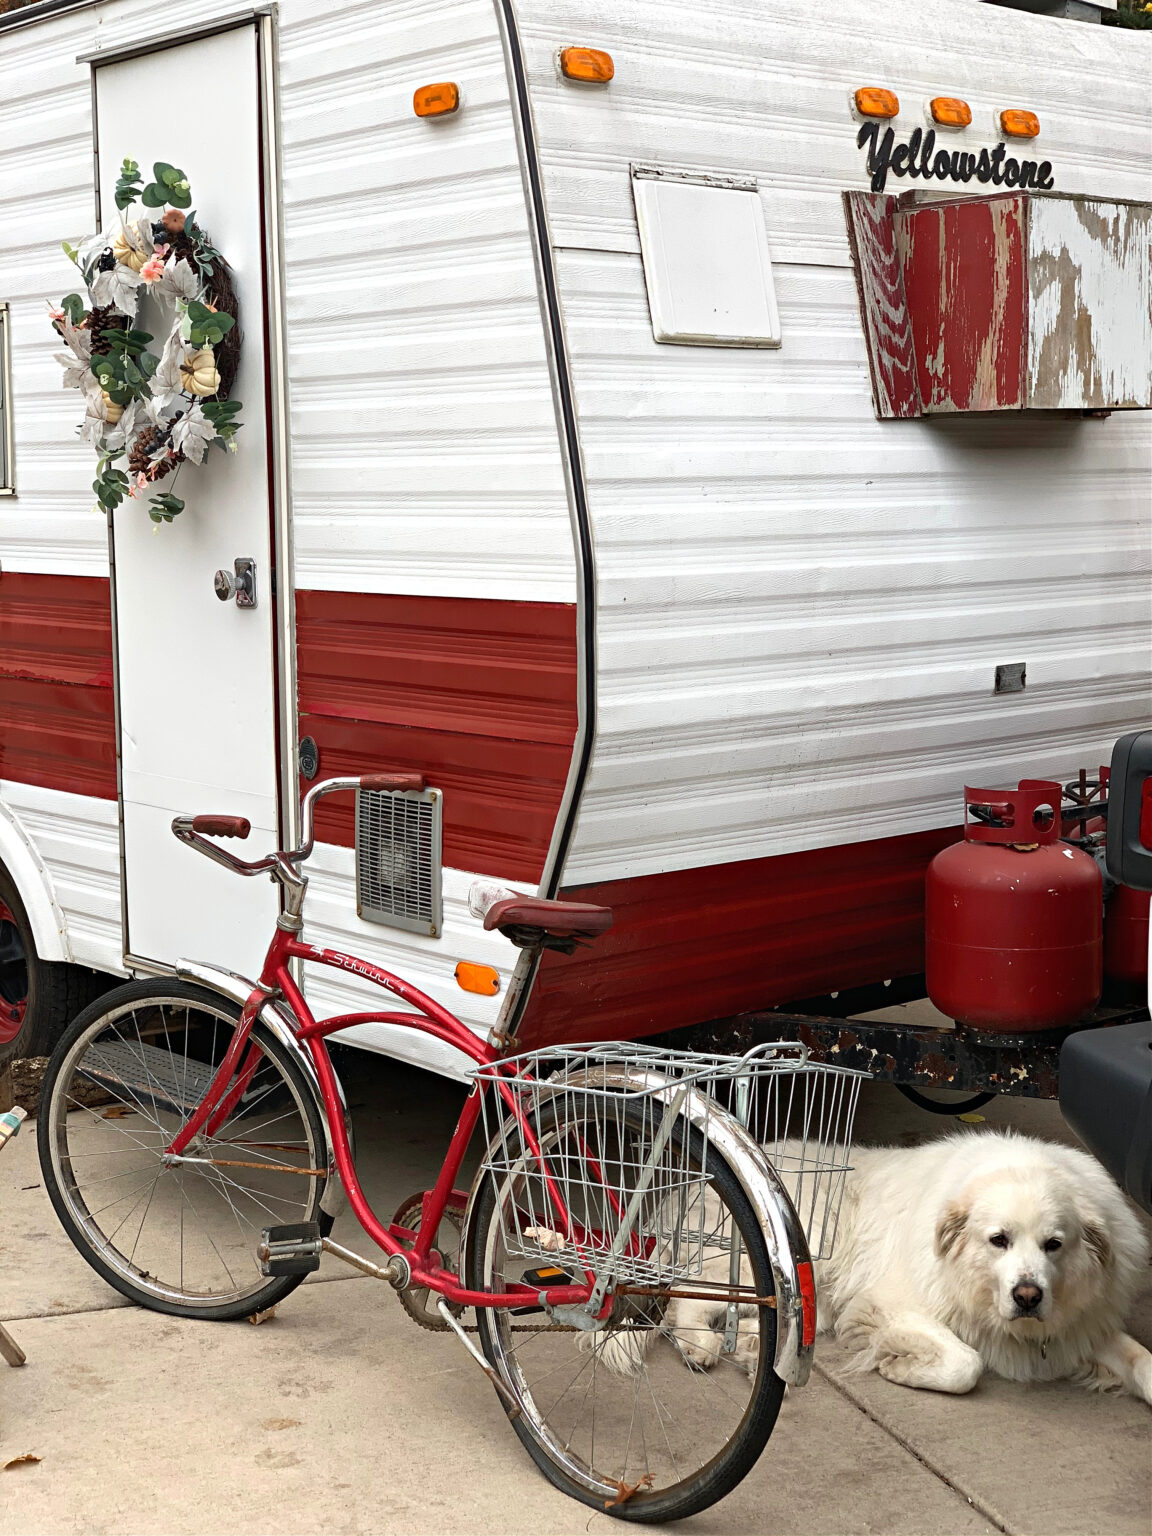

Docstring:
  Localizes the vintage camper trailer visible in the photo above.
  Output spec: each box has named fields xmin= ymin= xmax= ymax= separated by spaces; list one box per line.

xmin=0 ymin=0 xmax=1149 ymax=1085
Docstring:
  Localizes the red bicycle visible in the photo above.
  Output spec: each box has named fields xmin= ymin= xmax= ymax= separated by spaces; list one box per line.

xmin=38 ymin=774 xmax=860 ymax=1522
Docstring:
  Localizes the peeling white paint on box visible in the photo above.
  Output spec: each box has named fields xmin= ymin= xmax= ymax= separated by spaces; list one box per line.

xmin=1029 ymin=198 xmax=1152 ymax=411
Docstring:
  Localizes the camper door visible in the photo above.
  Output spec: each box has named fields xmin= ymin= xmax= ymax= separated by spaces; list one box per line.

xmin=93 ymin=24 xmax=281 ymax=976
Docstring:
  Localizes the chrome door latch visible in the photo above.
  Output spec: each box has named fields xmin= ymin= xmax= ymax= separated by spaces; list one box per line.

xmin=213 ymin=557 xmax=257 ymax=609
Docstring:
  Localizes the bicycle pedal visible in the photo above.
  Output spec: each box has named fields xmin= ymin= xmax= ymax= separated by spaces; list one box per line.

xmin=510 ymin=1263 xmax=575 ymax=1314
xmin=256 ymin=1221 xmax=323 ymax=1277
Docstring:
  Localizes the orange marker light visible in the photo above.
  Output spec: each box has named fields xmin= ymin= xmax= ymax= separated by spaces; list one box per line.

xmin=931 ymin=97 xmax=972 ymax=128
xmin=413 ymin=82 xmax=460 ymax=118
xmin=455 ymin=961 xmax=500 ymax=996
xmin=1000 ymin=109 xmax=1040 ymax=139
xmin=560 ymin=46 xmax=614 ymax=83
xmin=854 ymin=87 xmax=899 ymax=119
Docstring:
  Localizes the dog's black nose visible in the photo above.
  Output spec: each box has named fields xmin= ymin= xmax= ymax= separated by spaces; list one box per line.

xmin=1012 ymin=1282 xmax=1043 ymax=1313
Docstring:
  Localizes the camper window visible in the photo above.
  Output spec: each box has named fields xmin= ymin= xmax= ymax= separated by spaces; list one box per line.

xmin=0 ymin=304 xmax=11 ymax=493
xmin=631 ymin=171 xmax=782 ymax=349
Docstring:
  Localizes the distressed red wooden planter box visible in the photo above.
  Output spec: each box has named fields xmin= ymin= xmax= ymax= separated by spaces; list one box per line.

xmin=845 ymin=191 xmax=1152 ymax=418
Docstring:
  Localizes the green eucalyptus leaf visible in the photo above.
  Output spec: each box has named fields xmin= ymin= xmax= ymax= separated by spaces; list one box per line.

xmin=140 ymin=183 xmax=166 ymax=208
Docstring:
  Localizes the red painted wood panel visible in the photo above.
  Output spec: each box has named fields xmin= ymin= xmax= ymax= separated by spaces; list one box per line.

xmin=895 ymin=196 xmax=1027 ymax=413
xmin=296 ymin=592 xmax=578 ymax=882
xmin=0 ymin=573 xmax=117 ymax=799
xmin=518 ymin=827 xmax=962 ymax=1047
xmin=843 ymin=191 xmax=921 ymax=419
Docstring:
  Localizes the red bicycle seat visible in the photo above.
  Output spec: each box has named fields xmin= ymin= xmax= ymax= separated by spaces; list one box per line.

xmin=482 ymin=897 xmax=612 ymax=941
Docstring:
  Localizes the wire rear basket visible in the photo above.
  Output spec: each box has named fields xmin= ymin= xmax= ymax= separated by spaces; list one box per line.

xmin=472 ymin=1042 xmax=863 ymax=1288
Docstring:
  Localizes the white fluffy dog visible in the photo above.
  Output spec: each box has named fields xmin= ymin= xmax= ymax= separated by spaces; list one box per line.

xmin=570 ymin=1131 xmax=1151 ymax=1403
xmin=818 ymin=1130 xmax=1151 ymax=1402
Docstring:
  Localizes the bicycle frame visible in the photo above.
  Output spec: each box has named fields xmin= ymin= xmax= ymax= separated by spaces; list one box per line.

xmin=165 ymin=919 xmax=597 ymax=1314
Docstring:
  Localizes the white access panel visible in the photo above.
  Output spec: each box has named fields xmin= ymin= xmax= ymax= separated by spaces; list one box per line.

xmin=631 ymin=173 xmax=781 ymax=347
xmin=95 ymin=26 xmax=280 ymax=977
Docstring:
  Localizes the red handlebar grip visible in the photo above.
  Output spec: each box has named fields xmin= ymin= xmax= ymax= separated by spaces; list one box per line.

xmin=359 ymin=773 xmax=426 ymax=793
xmin=191 ymin=815 xmax=252 ymax=839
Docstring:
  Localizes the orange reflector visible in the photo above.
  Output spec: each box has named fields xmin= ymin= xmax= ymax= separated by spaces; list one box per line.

xmin=854 ymin=87 xmax=899 ymax=119
xmin=455 ymin=961 xmax=500 ymax=996
xmin=560 ymin=46 xmax=614 ymax=83
xmin=1000 ymin=109 xmax=1040 ymax=139
xmin=931 ymin=96 xmax=972 ymax=128
xmin=413 ymin=81 xmax=460 ymax=118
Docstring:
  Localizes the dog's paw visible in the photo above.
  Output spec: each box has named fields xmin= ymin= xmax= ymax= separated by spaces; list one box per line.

xmin=1134 ymin=1353 xmax=1152 ymax=1407
xmin=675 ymin=1328 xmax=725 ymax=1372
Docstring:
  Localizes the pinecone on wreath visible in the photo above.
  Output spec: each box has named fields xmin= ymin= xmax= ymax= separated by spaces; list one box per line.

xmin=127 ymin=427 xmax=184 ymax=481
xmin=127 ymin=426 xmax=161 ymax=473
xmin=88 ymin=304 xmax=126 ymax=356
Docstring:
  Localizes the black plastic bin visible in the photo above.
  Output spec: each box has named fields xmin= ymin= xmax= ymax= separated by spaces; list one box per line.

xmin=1060 ymin=1020 xmax=1152 ymax=1216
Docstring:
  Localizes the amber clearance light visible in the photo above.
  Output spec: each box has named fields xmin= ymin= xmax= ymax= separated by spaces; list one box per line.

xmin=931 ymin=96 xmax=972 ymax=128
xmin=854 ymin=87 xmax=899 ymax=119
xmin=560 ymin=46 xmax=614 ymax=83
xmin=413 ymin=81 xmax=460 ymax=118
xmin=455 ymin=961 xmax=500 ymax=996
xmin=1000 ymin=109 xmax=1040 ymax=139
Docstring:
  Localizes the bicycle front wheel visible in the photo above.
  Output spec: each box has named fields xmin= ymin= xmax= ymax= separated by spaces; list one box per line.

xmin=38 ymin=979 xmax=330 ymax=1320
xmin=465 ymin=1100 xmax=785 ymax=1523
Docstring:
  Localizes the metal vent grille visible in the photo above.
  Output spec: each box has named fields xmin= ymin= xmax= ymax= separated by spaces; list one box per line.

xmin=355 ymin=787 xmax=443 ymax=937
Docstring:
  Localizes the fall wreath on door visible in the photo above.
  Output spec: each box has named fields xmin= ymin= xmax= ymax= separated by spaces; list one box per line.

xmin=50 ymin=158 xmax=244 ymax=524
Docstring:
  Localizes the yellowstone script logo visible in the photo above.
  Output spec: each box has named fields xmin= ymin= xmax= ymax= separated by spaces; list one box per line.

xmin=858 ymin=121 xmax=1055 ymax=194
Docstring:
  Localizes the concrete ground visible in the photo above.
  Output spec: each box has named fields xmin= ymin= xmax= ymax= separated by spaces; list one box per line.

xmin=1 ymin=1048 xmax=1148 ymax=1536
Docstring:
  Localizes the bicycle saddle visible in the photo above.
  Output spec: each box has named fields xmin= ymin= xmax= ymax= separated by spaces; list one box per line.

xmin=482 ymin=896 xmax=613 ymax=954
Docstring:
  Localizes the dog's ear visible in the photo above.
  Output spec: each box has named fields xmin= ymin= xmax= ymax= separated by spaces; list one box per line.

xmin=935 ymin=1200 xmax=969 ymax=1259
xmin=1082 ymin=1218 xmax=1112 ymax=1270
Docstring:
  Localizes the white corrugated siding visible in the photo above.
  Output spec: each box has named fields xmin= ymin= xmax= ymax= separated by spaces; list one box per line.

xmin=0 ymin=782 xmax=121 ymax=972
xmin=0 ymin=11 xmax=106 ymax=573
xmin=514 ymin=0 xmax=1152 ymax=883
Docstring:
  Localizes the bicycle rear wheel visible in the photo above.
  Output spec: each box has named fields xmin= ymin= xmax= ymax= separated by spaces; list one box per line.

xmin=465 ymin=1100 xmax=785 ymax=1522
xmin=38 ymin=979 xmax=331 ymax=1320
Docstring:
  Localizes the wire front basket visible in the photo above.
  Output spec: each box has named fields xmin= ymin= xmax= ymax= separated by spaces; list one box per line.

xmin=472 ymin=1042 xmax=863 ymax=1289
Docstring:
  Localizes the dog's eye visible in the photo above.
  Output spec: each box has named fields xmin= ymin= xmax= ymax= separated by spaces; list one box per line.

xmin=989 ymin=1232 xmax=1010 ymax=1249
xmin=1043 ymin=1238 xmax=1062 ymax=1253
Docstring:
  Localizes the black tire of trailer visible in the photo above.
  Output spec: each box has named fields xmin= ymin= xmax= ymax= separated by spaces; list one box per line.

xmin=0 ymin=864 xmax=116 ymax=1069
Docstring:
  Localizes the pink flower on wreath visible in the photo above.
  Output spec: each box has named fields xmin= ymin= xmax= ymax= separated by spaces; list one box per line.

xmin=140 ymin=256 xmax=166 ymax=283
xmin=154 ymin=243 xmax=170 ymax=258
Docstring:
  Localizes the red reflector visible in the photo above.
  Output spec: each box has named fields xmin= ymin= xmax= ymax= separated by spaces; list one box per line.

xmin=1140 ymin=780 xmax=1152 ymax=852
xmin=796 ymin=1260 xmax=817 ymax=1348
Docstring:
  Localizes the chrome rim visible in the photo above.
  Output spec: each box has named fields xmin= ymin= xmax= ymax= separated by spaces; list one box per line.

xmin=479 ymin=1118 xmax=768 ymax=1503
xmin=48 ymin=995 xmax=323 ymax=1307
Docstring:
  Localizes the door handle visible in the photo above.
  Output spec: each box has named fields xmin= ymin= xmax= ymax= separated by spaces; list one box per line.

xmin=213 ymin=557 xmax=257 ymax=609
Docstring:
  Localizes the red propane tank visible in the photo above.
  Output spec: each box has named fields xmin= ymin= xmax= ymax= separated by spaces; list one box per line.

xmin=1104 ymin=882 xmax=1150 ymax=997
xmin=926 ymin=780 xmax=1102 ymax=1034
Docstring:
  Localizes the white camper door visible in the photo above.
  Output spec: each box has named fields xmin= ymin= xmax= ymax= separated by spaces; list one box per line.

xmin=95 ymin=26 xmax=281 ymax=976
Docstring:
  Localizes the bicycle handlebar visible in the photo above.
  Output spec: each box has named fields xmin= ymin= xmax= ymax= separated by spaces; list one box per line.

xmin=172 ymin=772 xmax=427 ymax=879
xmin=191 ymin=815 xmax=251 ymax=839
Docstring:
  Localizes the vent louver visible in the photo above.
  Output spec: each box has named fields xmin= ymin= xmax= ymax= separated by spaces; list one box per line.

xmin=355 ymin=786 xmax=443 ymax=937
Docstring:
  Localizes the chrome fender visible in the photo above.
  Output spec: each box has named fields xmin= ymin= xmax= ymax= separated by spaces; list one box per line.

xmin=174 ymin=957 xmax=350 ymax=1219
xmin=463 ymin=1066 xmax=814 ymax=1387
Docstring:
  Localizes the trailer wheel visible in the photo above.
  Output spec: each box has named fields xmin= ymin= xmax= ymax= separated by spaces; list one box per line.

xmin=896 ymin=1084 xmax=997 ymax=1116
xmin=0 ymin=869 xmax=93 ymax=1068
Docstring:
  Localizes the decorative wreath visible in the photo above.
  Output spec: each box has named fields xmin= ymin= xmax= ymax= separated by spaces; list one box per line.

xmin=49 ymin=158 xmax=243 ymax=524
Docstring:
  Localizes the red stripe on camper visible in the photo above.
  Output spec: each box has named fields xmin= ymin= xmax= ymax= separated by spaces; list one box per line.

xmin=296 ymin=591 xmax=579 ymax=883
xmin=517 ymin=827 xmax=963 ymax=1047
xmin=0 ymin=573 xmax=117 ymax=799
